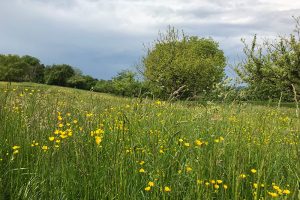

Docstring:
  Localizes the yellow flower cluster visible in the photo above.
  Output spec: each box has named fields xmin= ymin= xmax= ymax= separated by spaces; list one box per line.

xmin=267 ymin=184 xmax=291 ymax=198
xmin=201 ymin=179 xmax=228 ymax=190
xmin=91 ymin=127 xmax=105 ymax=146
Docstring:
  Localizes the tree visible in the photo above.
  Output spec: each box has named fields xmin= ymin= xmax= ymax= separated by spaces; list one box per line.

xmin=21 ymin=55 xmax=45 ymax=83
xmin=0 ymin=54 xmax=30 ymax=82
xmin=67 ymin=75 xmax=97 ymax=90
xmin=235 ymin=17 xmax=300 ymax=101
xmin=142 ymin=26 xmax=226 ymax=99
xmin=94 ymin=80 xmax=114 ymax=93
xmin=0 ymin=54 xmax=45 ymax=83
xmin=111 ymin=70 xmax=141 ymax=97
xmin=44 ymin=64 xmax=75 ymax=86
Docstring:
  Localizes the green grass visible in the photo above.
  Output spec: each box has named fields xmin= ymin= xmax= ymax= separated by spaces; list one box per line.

xmin=0 ymin=82 xmax=299 ymax=199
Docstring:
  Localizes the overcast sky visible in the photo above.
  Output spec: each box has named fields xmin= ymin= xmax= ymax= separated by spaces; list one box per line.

xmin=1 ymin=0 xmax=300 ymax=79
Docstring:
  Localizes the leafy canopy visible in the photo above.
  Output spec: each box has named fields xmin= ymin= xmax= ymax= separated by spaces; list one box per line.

xmin=44 ymin=64 xmax=75 ymax=86
xmin=236 ymin=17 xmax=300 ymax=101
xmin=142 ymin=26 xmax=226 ymax=99
xmin=0 ymin=54 xmax=44 ymax=82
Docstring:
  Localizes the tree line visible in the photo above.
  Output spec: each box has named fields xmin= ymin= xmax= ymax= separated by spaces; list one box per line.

xmin=0 ymin=54 xmax=145 ymax=96
xmin=1 ymin=17 xmax=299 ymax=102
xmin=0 ymin=54 xmax=97 ymax=90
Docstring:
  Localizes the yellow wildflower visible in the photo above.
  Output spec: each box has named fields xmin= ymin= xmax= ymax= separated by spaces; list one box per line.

xmin=13 ymin=150 xmax=19 ymax=154
xmin=95 ymin=129 xmax=104 ymax=134
xmin=139 ymin=168 xmax=145 ymax=173
xmin=240 ymin=174 xmax=246 ymax=179
xmin=144 ymin=186 xmax=151 ymax=191
xmin=268 ymin=192 xmax=278 ymax=198
xmin=49 ymin=137 xmax=55 ymax=141
xmin=60 ymin=135 xmax=68 ymax=139
xmin=164 ymin=186 xmax=171 ymax=192
xmin=186 ymin=166 xmax=192 ymax=172
xmin=184 ymin=142 xmax=190 ymax=147
xmin=139 ymin=161 xmax=145 ymax=165
xmin=148 ymin=181 xmax=154 ymax=187
xmin=12 ymin=146 xmax=20 ymax=150
xmin=86 ymin=113 xmax=93 ymax=117
xmin=251 ymin=169 xmax=257 ymax=174
xmin=282 ymin=190 xmax=290 ymax=195
xmin=95 ymin=136 xmax=102 ymax=145
xmin=273 ymin=185 xmax=280 ymax=190
xmin=195 ymin=139 xmax=203 ymax=146
xmin=68 ymin=131 xmax=72 ymax=136
xmin=42 ymin=146 xmax=48 ymax=151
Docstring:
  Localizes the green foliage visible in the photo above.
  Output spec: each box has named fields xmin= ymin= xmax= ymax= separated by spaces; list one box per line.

xmin=21 ymin=55 xmax=45 ymax=83
xmin=236 ymin=17 xmax=300 ymax=101
xmin=0 ymin=54 xmax=44 ymax=83
xmin=111 ymin=70 xmax=142 ymax=97
xmin=67 ymin=75 xmax=97 ymax=90
xmin=94 ymin=80 xmax=114 ymax=93
xmin=201 ymin=78 xmax=243 ymax=102
xmin=94 ymin=70 xmax=145 ymax=97
xmin=44 ymin=64 xmax=75 ymax=86
xmin=143 ymin=26 xmax=226 ymax=100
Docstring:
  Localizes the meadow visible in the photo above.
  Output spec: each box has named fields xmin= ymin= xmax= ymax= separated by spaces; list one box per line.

xmin=0 ymin=82 xmax=299 ymax=199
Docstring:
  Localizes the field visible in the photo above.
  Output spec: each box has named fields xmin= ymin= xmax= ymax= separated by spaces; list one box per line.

xmin=0 ymin=82 xmax=299 ymax=199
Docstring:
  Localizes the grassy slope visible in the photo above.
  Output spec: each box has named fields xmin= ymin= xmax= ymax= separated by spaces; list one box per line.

xmin=0 ymin=82 xmax=299 ymax=199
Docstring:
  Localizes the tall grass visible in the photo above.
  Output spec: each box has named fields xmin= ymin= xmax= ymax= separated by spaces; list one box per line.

xmin=0 ymin=82 xmax=299 ymax=199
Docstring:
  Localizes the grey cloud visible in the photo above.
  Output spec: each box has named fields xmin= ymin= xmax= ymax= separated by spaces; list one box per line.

xmin=0 ymin=0 xmax=299 ymax=79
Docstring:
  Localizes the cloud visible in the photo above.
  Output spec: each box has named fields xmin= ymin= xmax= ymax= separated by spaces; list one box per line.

xmin=0 ymin=0 xmax=299 ymax=79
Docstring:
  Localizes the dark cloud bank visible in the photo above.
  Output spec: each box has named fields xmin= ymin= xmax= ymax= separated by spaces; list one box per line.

xmin=1 ymin=0 xmax=299 ymax=79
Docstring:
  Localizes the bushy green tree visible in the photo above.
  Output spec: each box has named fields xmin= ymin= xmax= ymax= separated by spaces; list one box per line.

xmin=94 ymin=70 xmax=144 ymax=97
xmin=67 ymin=75 xmax=97 ymax=90
xmin=44 ymin=64 xmax=75 ymax=86
xmin=94 ymin=80 xmax=114 ymax=93
xmin=142 ymin=26 xmax=226 ymax=99
xmin=111 ymin=70 xmax=141 ymax=97
xmin=0 ymin=54 xmax=44 ymax=82
xmin=236 ymin=17 xmax=300 ymax=101
xmin=22 ymin=55 xmax=45 ymax=83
